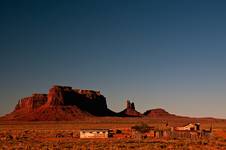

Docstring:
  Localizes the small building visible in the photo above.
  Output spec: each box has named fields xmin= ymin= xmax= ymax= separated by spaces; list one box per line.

xmin=175 ymin=123 xmax=200 ymax=131
xmin=80 ymin=129 xmax=109 ymax=139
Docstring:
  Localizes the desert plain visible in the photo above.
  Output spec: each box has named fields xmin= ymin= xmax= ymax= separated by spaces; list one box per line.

xmin=0 ymin=117 xmax=226 ymax=150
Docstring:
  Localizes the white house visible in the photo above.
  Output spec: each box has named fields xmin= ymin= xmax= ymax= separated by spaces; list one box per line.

xmin=80 ymin=129 xmax=109 ymax=139
xmin=175 ymin=123 xmax=200 ymax=131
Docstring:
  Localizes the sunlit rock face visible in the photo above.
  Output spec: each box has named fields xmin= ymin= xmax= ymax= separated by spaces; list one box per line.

xmin=2 ymin=85 xmax=116 ymax=121
xmin=15 ymin=94 xmax=47 ymax=112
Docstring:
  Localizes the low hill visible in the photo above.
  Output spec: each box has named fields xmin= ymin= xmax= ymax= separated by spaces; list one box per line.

xmin=143 ymin=108 xmax=178 ymax=118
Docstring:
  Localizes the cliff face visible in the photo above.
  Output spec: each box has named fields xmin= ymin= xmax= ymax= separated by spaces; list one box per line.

xmin=46 ymin=86 xmax=111 ymax=116
xmin=47 ymin=86 xmax=72 ymax=106
xmin=118 ymin=100 xmax=142 ymax=117
xmin=2 ymin=85 xmax=116 ymax=121
xmin=15 ymin=94 xmax=47 ymax=112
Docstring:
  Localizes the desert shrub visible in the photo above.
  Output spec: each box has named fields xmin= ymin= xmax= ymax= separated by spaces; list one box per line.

xmin=160 ymin=144 xmax=167 ymax=149
xmin=56 ymin=133 xmax=64 ymax=138
xmin=131 ymin=123 xmax=151 ymax=134
xmin=203 ymin=141 xmax=208 ymax=145
xmin=63 ymin=143 xmax=73 ymax=149
xmin=116 ymin=129 xmax=122 ymax=134
xmin=5 ymin=134 xmax=13 ymax=141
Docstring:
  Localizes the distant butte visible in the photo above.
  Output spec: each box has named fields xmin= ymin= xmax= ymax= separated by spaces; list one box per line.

xmin=118 ymin=100 xmax=142 ymax=117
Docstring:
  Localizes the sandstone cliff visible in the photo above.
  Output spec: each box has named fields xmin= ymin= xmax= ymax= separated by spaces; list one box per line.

xmin=1 ymin=85 xmax=116 ymax=121
xmin=15 ymin=94 xmax=47 ymax=112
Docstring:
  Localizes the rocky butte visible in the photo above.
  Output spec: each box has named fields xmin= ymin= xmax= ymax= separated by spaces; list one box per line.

xmin=1 ymin=85 xmax=116 ymax=121
xmin=119 ymin=100 xmax=142 ymax=117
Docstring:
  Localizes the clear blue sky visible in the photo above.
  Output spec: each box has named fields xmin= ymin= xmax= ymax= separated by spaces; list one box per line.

xmin=1 ymin=0 xmax=226 ymax=118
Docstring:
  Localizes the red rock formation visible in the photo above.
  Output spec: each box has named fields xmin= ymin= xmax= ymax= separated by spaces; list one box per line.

xmin=118 ymin=100 xmax=142 ymax=117
xmin=143 ymin=108 xmax=177 ymax=118
xmin=1 ymin=85 xmax=116 ymax=121
xmin=47 ymin=86 xmax=72 ymax=106
xmin=14 ymin=94 xmax=47 ymax=112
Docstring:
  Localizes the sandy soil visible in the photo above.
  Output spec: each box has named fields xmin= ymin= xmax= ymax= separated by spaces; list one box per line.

xmin=0 ymin=117 xmax=226 ymax=149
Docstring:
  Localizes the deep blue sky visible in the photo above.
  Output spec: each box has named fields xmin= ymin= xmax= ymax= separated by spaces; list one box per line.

xmin=1 ymin=0 xmax=226 ymax=118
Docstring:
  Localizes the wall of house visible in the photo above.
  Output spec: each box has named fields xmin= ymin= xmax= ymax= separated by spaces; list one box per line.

xmin=175 ymin=124 xmax=196 ymax=131
xmin=80 ymin=131 xmax=108 ymax=138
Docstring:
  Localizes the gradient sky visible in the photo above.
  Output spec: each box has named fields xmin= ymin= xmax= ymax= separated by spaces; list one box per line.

xmin=1 ymin=0 xmax=226 ymax=118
